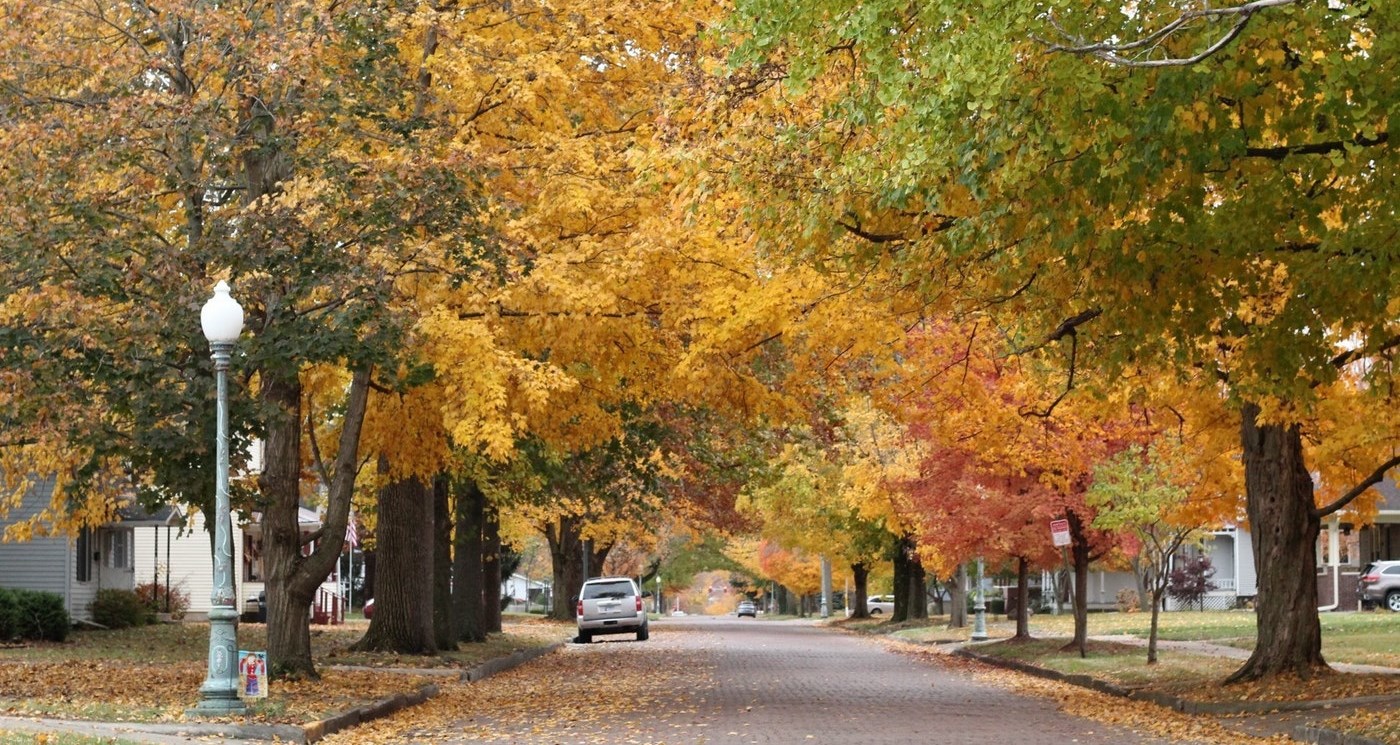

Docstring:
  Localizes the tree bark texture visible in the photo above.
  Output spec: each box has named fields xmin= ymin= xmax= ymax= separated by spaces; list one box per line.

xmin=261 ymin=367 xmax=370 ymax=678
xmin=1066 ymin=511 xmax=1091 ymax=658
xmin=453 ymin=477 xmax=486 ymax=642
xmin=850 ymin=562 xmax=870 ymax=619
xmin=432 ymin=474 xmax=456 ymax=651
xmin=351 ymin=471 xmax=436 ymax=654
xmin=546 ymin=515 xmax=584 ymax=620
xmin=906 ymin=548 xmax=928 ymax=620
xmin=948 ymin=564 xmax=968 ymax=628
xmin=1013 ymin=557 xmax=1032 ymax=640
xmin=1226 ymin=402 xmax=1328 ymax=682
xmin=482 ymin=502 xmax=503 ymax=634
xmin=891 ymin=533 xmax=911 ymax=623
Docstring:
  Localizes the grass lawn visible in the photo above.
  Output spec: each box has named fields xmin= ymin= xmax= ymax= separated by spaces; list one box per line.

xmin=854 ymin=609 xmax=1400 ymax=668
xmin=0 ymin=617 xmax=572 ymax=725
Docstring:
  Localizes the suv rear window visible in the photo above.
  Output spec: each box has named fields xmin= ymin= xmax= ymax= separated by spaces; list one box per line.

xmin=583 ymin=581 xmax=634 ymax=600
xmin=1385 ymin=566 xmax=1400 ymax=575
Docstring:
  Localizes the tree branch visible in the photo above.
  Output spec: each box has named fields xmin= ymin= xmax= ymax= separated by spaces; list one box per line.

xmin=1041 ymin=0 xmax=1299 ymax=68
xmin=1314 ymin=455 xmax=1400 ymax=518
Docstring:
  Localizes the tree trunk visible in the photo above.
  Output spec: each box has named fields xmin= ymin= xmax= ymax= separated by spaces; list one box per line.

xmin=1225 ymin=402 xmax=1328 ymax=683
xmin=261 ymin=367 xmax=370 ymax=679
xmin=453 ymin=477 xmax=486 ymax=642
xmin=891 ymin=533 xmax=912 ymax=622
xmin=350 ymin=472 xmax=436 ymax=654
xmin=482 ymin=502 xmax=503 ymax=634
xmin=850 ymin=563 xmax=870 ymax=619
xmin=1130 ymin=555 xmax=1150 ymax=612
xmin=907 ymin=548 xmax=928 ymax=620
xmin=1064 ymin=511 xmax=1091 ymax=658
xmin=432 ymin=474 xmax=455 ymax=651
xmin=546 ymin=515 xmax=584 ymax=620
xmin=1148 ymin=585 xmax=1165 ymax=664
xmin=1013 ymin=557 xmax=1032 ymax=640
xmin=363 ymin=550 xmax=376 ymax=605
xmin=948 ymin=565 xmax=968 ymax=628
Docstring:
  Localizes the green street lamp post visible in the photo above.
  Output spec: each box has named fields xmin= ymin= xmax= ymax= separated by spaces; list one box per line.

xmin=190 ymin=280 xmax=247 ymax=716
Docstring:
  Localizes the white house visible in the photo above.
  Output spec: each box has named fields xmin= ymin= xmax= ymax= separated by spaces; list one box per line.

xmin=502 ymin=572 xmax=551 ymax=613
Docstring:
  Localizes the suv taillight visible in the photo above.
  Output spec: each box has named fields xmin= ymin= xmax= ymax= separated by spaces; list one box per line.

xmin=636 ymin=596 xmax=644 ymax=612
xmin=577 ymin=599 xmax=584 ymax=617
xmin=1361 ymin=573 xmax=1380 ymax=584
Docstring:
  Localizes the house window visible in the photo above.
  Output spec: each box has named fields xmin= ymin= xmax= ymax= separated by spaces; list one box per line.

xmin=104 ymin=530 xmax=132 ymax=569
xmin=75 ymin=528 xmax=92 ymax=582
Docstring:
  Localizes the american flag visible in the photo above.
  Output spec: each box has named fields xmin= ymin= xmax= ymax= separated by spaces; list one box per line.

xmin=345 ymin=514 xmax=359 ymax=548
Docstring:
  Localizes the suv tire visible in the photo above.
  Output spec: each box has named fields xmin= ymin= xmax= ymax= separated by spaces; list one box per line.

xmin=637 ymin=626 xmax=649 ymax=642
xmin=577 ymin=630 xmax=592 ymax=644
xmin=1387 ymin=590 xmax=1400 ymax=613
xmin=869 ymin=608 xmax=882 ymax=615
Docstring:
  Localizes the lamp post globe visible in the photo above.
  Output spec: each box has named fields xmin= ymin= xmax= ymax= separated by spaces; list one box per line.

xmin=191 ymin=280 xmax=247 ymax=716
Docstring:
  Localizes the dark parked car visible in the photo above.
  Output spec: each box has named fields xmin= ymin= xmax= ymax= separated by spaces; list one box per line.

xmin=363 ymin=597 xmax=375 ymax=619
xmin=1359 ymin=561 xmax=1400 ymax=612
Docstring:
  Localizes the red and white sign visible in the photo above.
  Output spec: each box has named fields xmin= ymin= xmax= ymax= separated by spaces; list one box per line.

xmin=1050 ymin=519 xmax=1071 ymax=547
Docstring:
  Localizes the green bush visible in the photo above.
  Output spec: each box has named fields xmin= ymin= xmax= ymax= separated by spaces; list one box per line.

xmin=89 ymin=589 xmax=152 ymax=629
xmin=0 ymin=588 xmax=18 ymax=642
xmin=135 ymin=581 xmax=189 ymax=621
xmin=3 ymin=588 xmax=71 ymax=642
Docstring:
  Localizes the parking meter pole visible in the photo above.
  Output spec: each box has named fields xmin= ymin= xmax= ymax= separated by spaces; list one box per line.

xmin=820 ymin=556 xmax=832 ymax=619
xmin=971 ymin=556 xmax=988 ymax=641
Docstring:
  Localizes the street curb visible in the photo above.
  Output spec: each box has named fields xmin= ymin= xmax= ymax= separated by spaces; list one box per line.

xmin=953 ymin=648 xmax=1400 ymax=715
xmin=1294 ymin=724 xmax=1391 ymax=745
xmin=293 ymin=642 xmax=565 ymax=742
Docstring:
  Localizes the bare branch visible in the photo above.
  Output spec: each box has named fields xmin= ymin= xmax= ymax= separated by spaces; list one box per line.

xmin=1041 ymin=0 xmax=1300 ymax=68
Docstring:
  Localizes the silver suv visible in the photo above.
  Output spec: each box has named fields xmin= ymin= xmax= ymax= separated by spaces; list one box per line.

xmin=1359 ymin=561 xmax=1400 ymax=612
xmin=576 ymin=577 xmax=649 ymax=643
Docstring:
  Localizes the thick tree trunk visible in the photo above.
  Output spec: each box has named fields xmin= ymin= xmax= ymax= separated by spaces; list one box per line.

xmin=1064 ymin=511 xmax=1091 ymax=658
xmin=351 ymin=472 xmax=436 ymax=654
xmin=453 ymin=478 xmax=486 ymax=642
xmin=482 ymin=502 xmax=503 ymax=634
xmin=891 ymin=533 xmax=911 ymax=622
xmin=907 ymin=549 xmax=928 ymax=620
xmin=363 ymin=550 xmax=376 ymax=605
xmin=948 ymin=565 xmax=968 ymax=628
xmin=850 ymin=563 xmax=870 ymax=619
xmin=1226 ymin=403 xmax=1328 ymax=683
xmin=261 ymin=367 xmax=370 ymax=679
xmin=1013 ymin=557 xmax=1032 ymax=640
xmin=546 ymin=515 xmax=584 ymax=620
xmin=432 ymin=474 xmax=455 ymax=651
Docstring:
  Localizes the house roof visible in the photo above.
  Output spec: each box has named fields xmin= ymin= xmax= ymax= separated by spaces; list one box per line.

xmin=114 ymin=503 xmax=183 ymax=528
xmin=1378 ymin=477 xmax=1400 ymax=513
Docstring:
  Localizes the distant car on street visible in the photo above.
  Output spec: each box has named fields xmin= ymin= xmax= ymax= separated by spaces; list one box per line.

xmin=736 ymin=600 xmax=757 ymax=618
xmin=576 ymin=576 xmax=649 ymax=643
xmin=866 ymin=595 xmax=895 ymax=615
xmin=1359 ymin=560 xmax=1400 ymax=612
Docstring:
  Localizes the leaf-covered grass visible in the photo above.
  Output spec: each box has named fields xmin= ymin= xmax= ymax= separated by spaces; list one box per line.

xmin=854 ymin=609 xmax=1400 ymax=667
xmin=1321 ymin=708 xmax=1400 ymax=745
xmin=970 ymin=636 xmax=1400 ymax=704
xmin=0 ymin=619 xmax=571 ymax=725
xmin=0 ymin=733 xmax=142 ymax=745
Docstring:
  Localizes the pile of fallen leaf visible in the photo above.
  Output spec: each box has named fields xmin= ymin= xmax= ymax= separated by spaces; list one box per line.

xmin=0 ymin=659 xmax=435 ymax=724
xmin=1320 ymin=707 xmax=1400 ymax=744
xmin=1175 ymin=671 xmax=1400 ymax=704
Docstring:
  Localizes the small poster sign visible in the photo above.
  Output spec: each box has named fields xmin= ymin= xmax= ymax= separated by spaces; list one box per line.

xmin=1050 ymin=519 xmax=1071 ymax=547
xmin=238 ymin=650 xmax=268 ymax=699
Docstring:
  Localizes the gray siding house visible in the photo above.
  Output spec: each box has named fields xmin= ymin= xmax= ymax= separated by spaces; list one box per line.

xmin=0 ymin=477 xmax=174 ymax=623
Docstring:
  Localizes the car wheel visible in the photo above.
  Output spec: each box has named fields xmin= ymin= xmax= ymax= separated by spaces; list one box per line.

xmin=577 ymin=631 xmax=592 ymax=644
xmin=637 ymin=626 xmax=649 ymax=641
xmin=1387 ymin=591 xmax=1400 ymax=613
xmin=869 ymin=608 xmax=882 ymax=615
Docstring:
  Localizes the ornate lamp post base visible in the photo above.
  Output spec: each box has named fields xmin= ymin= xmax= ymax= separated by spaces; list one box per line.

xmin=188 ymin=604 xmax=247 ymax=716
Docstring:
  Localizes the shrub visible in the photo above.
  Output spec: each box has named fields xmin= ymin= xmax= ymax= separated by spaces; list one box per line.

xmin=1168 ymin=554 xmax=1218 ymax=611
xmin=1116 ymin=587 xmax=1142 ymax=613
xmin=89 ymin=589 xmax=152 ymax=629
xmin=135 ymin=581 xmax=189 ymax=621
xmin=8 ymin=589 xmax=71 ymax=642
xmin=0 ymin=588 xmax=18 ymax=642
